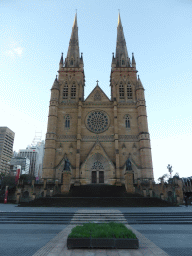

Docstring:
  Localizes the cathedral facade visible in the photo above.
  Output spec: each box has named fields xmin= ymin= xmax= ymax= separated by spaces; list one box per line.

xmin=42 ymin=14 xmax=154 ymax=189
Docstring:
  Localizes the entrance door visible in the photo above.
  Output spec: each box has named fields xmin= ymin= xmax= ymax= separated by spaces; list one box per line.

xmin=92 ymin=171 xmax=97 ymax=183
xmin=99 ymin=171 xmax=104 ymax=183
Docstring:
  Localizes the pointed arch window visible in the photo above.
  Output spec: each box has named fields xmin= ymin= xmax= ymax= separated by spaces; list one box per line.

xmin=127 ymin=83 xmax=133 ymax=99
xmin=119 ymin=82 xmax=124 ymax=99
xmin=125 ymin=115 xmax=130 ymax=128
xmin=70 ymin=58 xmax=74 ymax=66
xmin=71 ymin=83 xmax=76 ymax=99
xmin=121 ymin=58 xmax=125 ymax=65
xmin=63 ymin=83 xmax=68 ymax=99
xmin=65 ymin=115 xmax=70 ymax=128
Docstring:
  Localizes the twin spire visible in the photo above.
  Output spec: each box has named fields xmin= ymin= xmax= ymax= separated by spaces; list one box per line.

xmin=60 ymin=13 xmax=83 ymax=68
xmin=60 ymin=13 xmax=136 ymax=69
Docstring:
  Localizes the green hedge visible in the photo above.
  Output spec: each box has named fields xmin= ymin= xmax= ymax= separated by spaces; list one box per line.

xmin=68 ymin=222 xmax=137 ymax=239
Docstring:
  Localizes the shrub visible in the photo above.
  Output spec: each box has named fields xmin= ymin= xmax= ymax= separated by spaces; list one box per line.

xmin=68 ymin=222 xmax=137 ymax=239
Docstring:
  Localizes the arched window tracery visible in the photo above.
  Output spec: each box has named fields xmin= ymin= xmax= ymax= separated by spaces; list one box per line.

xmin=119 ymin=82 xmax=124 ymax=99
xmin=63 ymin=83 xmax=68 ymax=99
xmin=71 ymin=83 xmax=76 ymax=99
xmin=125 ymin=115 xmax=130 ymax=128
xmin=127 ymin=83 xmax=133 ymax=99
xmin=65 ymin=115 xmax=70 ymax=128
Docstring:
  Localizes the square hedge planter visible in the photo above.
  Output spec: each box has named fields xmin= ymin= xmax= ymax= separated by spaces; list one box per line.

xmin=115 ymin=238 xmax=139 ymax=249
xmin=91 ymin=238 xmax=115 ymax=248
xmin=67 ymin=238 xmax=90 ymax=249
xmin=67 ymin=237 xmax=139 ymax=249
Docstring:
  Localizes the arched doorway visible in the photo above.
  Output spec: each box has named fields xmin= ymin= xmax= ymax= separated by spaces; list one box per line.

xmin=91 ymin=160 xmax=104 ymax=183
xmin=91 ymin=154 xmax=104 ymax=184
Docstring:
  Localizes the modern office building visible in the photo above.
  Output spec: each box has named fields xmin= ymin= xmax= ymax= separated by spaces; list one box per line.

xmin=18 ymin=141 xmax=45 ymax=178
xmin=0 ymin=127 xmax=15 ymax=174
xmin=10 ymin=157 xmax=30 ymax=176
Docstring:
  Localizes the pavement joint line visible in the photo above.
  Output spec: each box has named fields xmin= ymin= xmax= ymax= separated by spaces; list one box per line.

xmin=32 ymin=209 xmax=170 ymax=256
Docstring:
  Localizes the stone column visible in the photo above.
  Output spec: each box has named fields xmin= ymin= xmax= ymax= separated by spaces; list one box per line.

xmin=75 ymin=101 xmax=82 ymax=186
xmin=125 ymin=171 xmax=134 ymax=193
xmin=143 ymin=189 xmax=147 ymax=197
xmin=61 ymin=171 xmax=71 ymax=193
xmin=114 ymin=101 xmax=121 ymax=185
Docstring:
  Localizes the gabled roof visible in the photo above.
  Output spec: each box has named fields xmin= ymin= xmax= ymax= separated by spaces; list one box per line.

xmin=81 ymin=140 xmax=115 ymax=170
xmin=84 ymin=83 xmax=110 ymax=102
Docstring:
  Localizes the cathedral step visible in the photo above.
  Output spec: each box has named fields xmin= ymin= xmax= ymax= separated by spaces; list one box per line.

xmin=18 ymin=196 xmax=176 ymax=207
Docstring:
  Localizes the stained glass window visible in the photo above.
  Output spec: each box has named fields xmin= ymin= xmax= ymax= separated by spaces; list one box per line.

xmin=86 ymin=111 xmax=109 ymax=133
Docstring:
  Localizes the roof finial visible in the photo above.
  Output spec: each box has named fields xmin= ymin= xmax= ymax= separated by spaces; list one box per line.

xmin=96 ymin=80 xmax=99 ymax=86
xmin=118 ymin=10 xmax=122 ymax=27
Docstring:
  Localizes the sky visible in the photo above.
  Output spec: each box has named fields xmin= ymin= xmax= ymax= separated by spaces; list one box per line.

xmin=0 ymin=0 xmax=192 ymax=181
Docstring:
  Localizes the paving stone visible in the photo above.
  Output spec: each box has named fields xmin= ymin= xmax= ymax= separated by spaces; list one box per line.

xmin=106 ymin=250 xmax=119 ymax=256
xmin=94 ymin=249 xmax=107 ymax=256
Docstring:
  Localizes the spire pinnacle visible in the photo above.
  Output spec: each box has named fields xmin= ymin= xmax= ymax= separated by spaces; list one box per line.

xmin=132 ymin=52 xmax=136 ymax=68
xmin=60 ymin=52 xmax=63 ymax=64
xmin=115 ymin=13 xmax=130 ymax=67
xmin=118 ymin=12 xmax=122 ymax=28
xmin=65 ymin=13 xmax=81 ymax=67
xmin=73 ymin=13 xmax=77 ymax=28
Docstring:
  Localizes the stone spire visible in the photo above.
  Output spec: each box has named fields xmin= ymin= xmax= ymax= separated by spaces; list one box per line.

xmin=65 ymin=13 xmax=81 ymax=67
xmin=115 ymin=13 xmax=130 ymax=67
xmin=51 ymin=75 xmax=60 ymax=90
xmin=132 ymin=52 xmax=136 ymax=68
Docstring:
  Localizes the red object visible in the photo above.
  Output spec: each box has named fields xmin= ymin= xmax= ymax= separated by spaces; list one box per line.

xmin=15 ymin=168 xmax=20 ymax=184
xmin=4 ymin=190 xmax=8 ymax=204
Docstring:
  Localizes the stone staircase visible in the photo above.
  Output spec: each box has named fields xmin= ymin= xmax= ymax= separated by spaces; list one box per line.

xmin=18 ymin=184 xmax=177 ymax=207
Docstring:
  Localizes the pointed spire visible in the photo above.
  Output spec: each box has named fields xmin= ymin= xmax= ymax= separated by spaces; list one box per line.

xmin=115 ymin=13 xmax=130 ymax=67
xmin=65 ymin=13 xmax=80 ymax=67
xmin=137 ymin=75 xmax=143 ymax=88
xmin=51 ymin=75 xmax=59 ymax=90
xmin=118 ymin=12 xmax=122 ymax=28
xmin=132 ymin=52 xmax=136 ymax=68
xmin=60 ymin=52 xmax=63 ymax=64
xmin=59 ymin=52 xmax=63 ymax=69
xmin=73 ymin=12 xmax=77 ymax=28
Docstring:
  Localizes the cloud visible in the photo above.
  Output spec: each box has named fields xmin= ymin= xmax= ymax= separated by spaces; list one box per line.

xmin=5 ymin=46 xmax=23 ymax=58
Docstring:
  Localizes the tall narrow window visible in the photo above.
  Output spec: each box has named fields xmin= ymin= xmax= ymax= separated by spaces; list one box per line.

xmin=65 ymin=115 xmax=70 ymax=128
xmin=127 ymin=83 xmax=133 ymax=99
xmin=70 ymin=58 xmax=74 ymax=66
xmin=122 ymin=58 xmax=125 ymax=65
xmin=125 ymin=116 xmax=130 ymax=128
xmin=71 ymin=83 xmax=76 ymax=99
xmin=119 ymin=82 xmax=124 ymax=99
xmin=63 ymin=83 xmax=68 ymax=99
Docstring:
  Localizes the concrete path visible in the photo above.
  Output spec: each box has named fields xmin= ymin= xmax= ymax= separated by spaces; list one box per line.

xmin=32 ymin=209 xmax=169 ymax=256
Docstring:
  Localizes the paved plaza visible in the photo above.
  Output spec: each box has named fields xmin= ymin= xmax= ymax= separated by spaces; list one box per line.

xmin=0 ymin=204 xmax=192 ymax=255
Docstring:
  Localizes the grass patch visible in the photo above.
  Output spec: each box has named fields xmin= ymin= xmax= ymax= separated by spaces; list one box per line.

xmin=68 ymin=222 xmax=137 ymax=239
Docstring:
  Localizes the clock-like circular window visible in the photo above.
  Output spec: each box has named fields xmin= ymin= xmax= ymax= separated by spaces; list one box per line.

xmin=86 ymin=111 xmax=110 ymax=134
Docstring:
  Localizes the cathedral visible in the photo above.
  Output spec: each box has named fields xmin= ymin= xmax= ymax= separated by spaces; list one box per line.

xmin=42 ymin=14 xmax=154 ymax=192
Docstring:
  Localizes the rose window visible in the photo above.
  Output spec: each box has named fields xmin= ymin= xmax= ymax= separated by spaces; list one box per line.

xmin=86 ymin=111 xmax=109 ymax=133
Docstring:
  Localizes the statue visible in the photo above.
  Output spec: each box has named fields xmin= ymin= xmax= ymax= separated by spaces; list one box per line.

xmin=167 ymin=164 xmax=173 ymax=178
xmin=126 ymin=158 xmax=132 ymax=171
xmin=63 ymin=158 xmax=71 ymax=171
